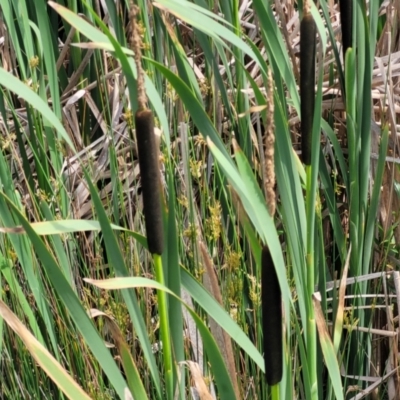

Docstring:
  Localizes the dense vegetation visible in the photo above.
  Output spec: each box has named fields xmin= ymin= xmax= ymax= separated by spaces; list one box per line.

xmin=0 ymin=0 xmax=399 ymax=399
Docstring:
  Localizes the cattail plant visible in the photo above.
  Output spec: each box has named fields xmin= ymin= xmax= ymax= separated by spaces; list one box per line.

xmin=300 ymin=1 xmax=316 ymax=166
xmin=339 ymin=0 xmax=353 ymax=62
xmin=129 ymin=3 xmax=173 ymax=398
xmin=300 ymin=2 xmax=319 ymax=397
xmin=262 ymin=70 xmax=282 ymax=398
xmin=130 ymin=1 xmax=163 ymax=256
xmin=129 ymin=1 xmax=163 ymax=254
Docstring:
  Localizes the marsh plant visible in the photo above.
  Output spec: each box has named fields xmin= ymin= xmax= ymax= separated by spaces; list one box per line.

xmin=0 ymin=0 xmax=398 ymax=399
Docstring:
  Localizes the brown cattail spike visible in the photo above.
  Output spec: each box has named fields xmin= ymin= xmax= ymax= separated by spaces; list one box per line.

xmin=261 ymin=246 xmax=282 ymax=386
xmin=135 ymin=110 xmax=164 ymax=255
xmin=300 ymin=6 xmax=316 ymax=166
xmin=339 ymin=0 xmax=352 ymax=63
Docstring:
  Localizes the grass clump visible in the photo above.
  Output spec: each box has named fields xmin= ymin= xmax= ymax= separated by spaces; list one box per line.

xmin=0 ymin=1 xmax=398 ymax=399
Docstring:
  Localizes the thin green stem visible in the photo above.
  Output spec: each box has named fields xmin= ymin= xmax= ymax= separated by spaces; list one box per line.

xmin=153 ymin=253 xmax=174 ymax=399
xmin=305 ymin=164 xmax=317 ymax=399
xmin=270 ymin=383 xmax=280 ymax=400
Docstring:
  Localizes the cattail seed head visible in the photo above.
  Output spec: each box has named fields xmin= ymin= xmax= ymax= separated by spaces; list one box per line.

xmin=135 ymin=110 xmax=164 ymax=255
xmin=339 ymin=0 xmax=353 ymax=62
xmin=261 ymin=246 xmax=282 ymax=386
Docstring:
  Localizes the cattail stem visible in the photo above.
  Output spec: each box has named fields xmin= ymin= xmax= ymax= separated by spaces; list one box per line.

xmin=271 ymin=384 xmax=280 ymax=399
xmin=153 ymin=254 xmax=173 ymax=398
xmin=261 ymin=246 xmax=282 ymax=388
xmin=300 ymin=8 xmax=316 ymax=166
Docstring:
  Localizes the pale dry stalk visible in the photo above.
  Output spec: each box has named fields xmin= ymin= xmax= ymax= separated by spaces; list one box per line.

xmin=264 ymin=69 xmax=276 ymax=217
xmin=129 ymin=2 xmax=147 ymax=111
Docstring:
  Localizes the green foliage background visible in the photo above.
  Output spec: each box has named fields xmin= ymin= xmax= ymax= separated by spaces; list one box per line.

xmin=0 ymin=0 xmax=398 ymax=399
